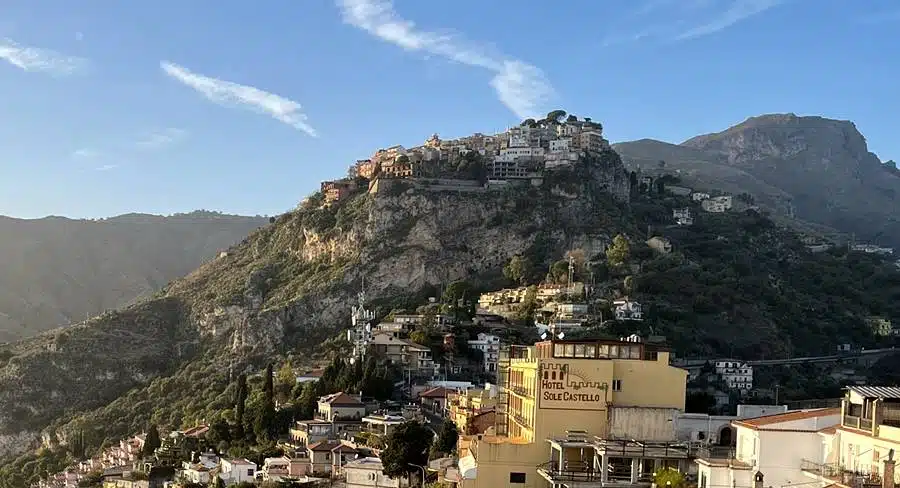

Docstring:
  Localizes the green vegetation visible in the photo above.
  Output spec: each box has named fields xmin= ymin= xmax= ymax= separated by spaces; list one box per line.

xmin=381 ymin=421 xmax=433 ymax=483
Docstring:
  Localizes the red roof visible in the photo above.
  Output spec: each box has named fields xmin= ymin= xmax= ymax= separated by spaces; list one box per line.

xmin=420 ymin=386 xmax=452 ymax=398
xmin=733 ymin=408 xmax=840 ymax=430
xmin=308 ymin=440 xmax=342 ymax=452
xmin=320 ymin=392 xmax=364 ymax=406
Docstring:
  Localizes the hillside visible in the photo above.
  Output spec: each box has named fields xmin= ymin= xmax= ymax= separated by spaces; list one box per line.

xmin=2 ymin=125 xmax=900 ymax=485
xmin=0 ymin=211 xmax=267 ymax=342
xmin=0 ymin=152 xmax=633 ymax=471
xmin=614 ymin=114 xmax=900 ymax=245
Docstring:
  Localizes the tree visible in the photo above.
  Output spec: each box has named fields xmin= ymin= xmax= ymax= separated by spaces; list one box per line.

xmin=629 ymin=171 xmax=638 ymax=188
xmin=142 ymin=424 xmax=161 ymax=458
xmin=503 ymin=255 xmax=531 ymax=285
xmin=545 ymin=110 xmax=567 ymax=123
xmin=208 ymin=418 xmax=232 ymax=448
xmin=430 ymin=421 xmax=459 ymax=458
xmin=623 ymin=275 xmax=635 ymax=295
xmin=409 ymin=328 xmax=429 ymax=346
xmin=547 ymin=260 xmax=570 ymax=285
xmin=520 ymin=118 xmax=536 ymax=127
xmin=234 ymin=373 xmax=249 ymax=439
xmin=566 ymin=114 xmax=578 ymax=123
xmin=255 ymin=364 xmax=277 ymax=441
xmin=381 ymin=421 xmax=433 ymax=483
xmin=211 ymin=476 xmax=226 ymax=488
xmin=276 ymin=362 xmax=295 ymax=404
xmin=654 ymin=467 xmax=685 ymax=488
xmin=606 ymin=234 xmax=631 ymax=268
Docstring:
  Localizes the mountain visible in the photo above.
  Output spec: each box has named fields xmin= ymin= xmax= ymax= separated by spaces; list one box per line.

xmin=0 ymin=211 xmax=268 ymax=342
xmin=3 ymin=126 xmax=900 ymax=485
xmin=614 ymin=114 xmax=900 ymax=245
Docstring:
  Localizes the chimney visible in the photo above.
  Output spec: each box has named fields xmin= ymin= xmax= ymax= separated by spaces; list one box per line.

xmin=883 ymin=449 xmax=895 ymax=488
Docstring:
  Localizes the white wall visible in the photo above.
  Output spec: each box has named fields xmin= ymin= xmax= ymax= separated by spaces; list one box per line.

xmin=758 ymin=430 xmax=826 ymax=488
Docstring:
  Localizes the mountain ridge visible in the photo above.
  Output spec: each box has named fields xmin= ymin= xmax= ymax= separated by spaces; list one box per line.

xmin=614 ymin=112 xmax=900 ymax=245
xmin=0 ymin=211 xmax=268 ymax=342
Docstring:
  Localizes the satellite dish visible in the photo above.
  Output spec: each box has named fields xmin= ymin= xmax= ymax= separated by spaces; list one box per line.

xmin=558 ymin=332 xmax=566 ymax=340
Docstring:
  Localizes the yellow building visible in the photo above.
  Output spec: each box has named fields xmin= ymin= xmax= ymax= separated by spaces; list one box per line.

xmin=449 ymin=386 xmax=499 ymax=434
xmin=450 ymin=337 xmax=688 ymax=488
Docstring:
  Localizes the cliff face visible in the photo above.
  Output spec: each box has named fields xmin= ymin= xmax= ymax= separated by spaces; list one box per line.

xmin=0 ymin=151 xmax=631 ymax=460
xmin=615 ymin=114 xmax=900 ymax=245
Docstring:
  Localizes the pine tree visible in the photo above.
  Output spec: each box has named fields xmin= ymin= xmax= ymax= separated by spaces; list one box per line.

xmin=254 ymin=364 xmax=277 ymax=441
xmin=142 ymin=424 xmax=161 ymax=458
xmin=234 ymin=373 xmax=248 ymax=439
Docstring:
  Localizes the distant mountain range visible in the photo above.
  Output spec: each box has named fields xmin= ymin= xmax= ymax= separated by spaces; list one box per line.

xmin=0 ymin=211 xmax=267 ymax=342
xmin=614 ymin=113 xmax=900 ymax=246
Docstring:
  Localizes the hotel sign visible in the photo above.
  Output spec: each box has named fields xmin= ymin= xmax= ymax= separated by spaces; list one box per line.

xmin=538 ymin=362 xmax=608 ymax=411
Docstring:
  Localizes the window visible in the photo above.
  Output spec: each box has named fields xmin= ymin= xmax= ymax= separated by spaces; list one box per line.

xmin=247 ymin=469 xmax=254 ymax=476
xmin=612 ymin=380 xmax=622 ymax=391
xmin=510 ymin=472 xmax=526 ymax=484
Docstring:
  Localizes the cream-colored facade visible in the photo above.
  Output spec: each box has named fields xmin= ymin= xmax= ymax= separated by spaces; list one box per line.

xmin=799 ymin=386 xmax=900 ymax=488
xmin=449 ymin=387 xmax=499 ymax=434
xmin=451 ymin=337 xmax=688 ymax=488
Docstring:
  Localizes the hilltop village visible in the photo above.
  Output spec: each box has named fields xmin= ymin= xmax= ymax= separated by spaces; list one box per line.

xmin=319 ymin=110 xmax=616 ymax=205
xmin=26 ymin=112 xmax=900 ymax=488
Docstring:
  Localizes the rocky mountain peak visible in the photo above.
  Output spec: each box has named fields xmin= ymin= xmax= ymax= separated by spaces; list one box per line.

xmin=681 ymin=113 xmax=878 ymax=175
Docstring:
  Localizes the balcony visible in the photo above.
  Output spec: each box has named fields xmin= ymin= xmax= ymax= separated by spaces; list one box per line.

xmin=843 ymin=415 xmax=874 ymax=431
xmin=801 ymin=459 xmax=882 ymax=488
xmin=509 ymin=385 xmax=530 ymax=397
xmin=695 ymin=446 xmax=737 ymax=460
xmin=537 ymin=461 xmax=602 ymax=484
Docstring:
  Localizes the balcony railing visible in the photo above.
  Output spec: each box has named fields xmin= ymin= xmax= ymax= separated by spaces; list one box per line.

xmin=537 ymin=461 xmax=601 ymax=483
xmin=695 ymin=446 xmax=736 ymax=460
xmin=801 ymin=459 xmax=882 ymax=487
xmin=843 ymin=415 xmax=874 ymax=431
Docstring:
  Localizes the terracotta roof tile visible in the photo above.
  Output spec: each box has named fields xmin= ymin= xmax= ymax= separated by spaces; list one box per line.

xmin=734 ymin=408 xmax=839 ymax=430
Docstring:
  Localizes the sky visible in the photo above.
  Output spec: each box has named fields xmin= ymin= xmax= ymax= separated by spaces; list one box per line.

xmin=0 ymin=0 xmax=898 ymax=219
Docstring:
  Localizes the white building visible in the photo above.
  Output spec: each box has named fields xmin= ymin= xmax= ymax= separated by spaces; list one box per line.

xmin=715 ymin=359 xmax=754 ymax=391
xmin=219 ymin=458 xmax=258 ymax=485
xmin=613 ymin=299 xmax=643 ymax=321
xmin=467 ymin=333 xmax=500 ymax=374
xmin=695 ymin=408 xmax=840 ymax=488
xmin=674 ymin=208 xmax=693 ymax=226
xmin=701 ymin=195 xmax=733 ymax=213
xmin=692 ymin=192 xmax=711 ymax=201
xmin=343 ymin=457 xmax=406 ymax=488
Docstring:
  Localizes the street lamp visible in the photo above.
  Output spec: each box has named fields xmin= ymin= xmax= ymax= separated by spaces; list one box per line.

xmin=409 ymin=463 xmax=427 ymax=487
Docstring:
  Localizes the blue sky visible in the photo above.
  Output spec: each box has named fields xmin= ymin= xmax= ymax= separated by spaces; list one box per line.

xmin=0 ymin=0 xmax=897 ymax=219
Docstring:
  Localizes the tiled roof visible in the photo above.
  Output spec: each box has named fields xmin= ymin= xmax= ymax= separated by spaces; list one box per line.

xmin=319 ymin=392 xmax=364 ymax=406
xmin=734 ymin=408 xmax=839 ymax=429
xmin=847 ymin=386 xmax=900 ymax=400
xmin=308 ymin=440 xmax=342 ymax=452
xmin=420 ymin=386 xmax=451 ymax=398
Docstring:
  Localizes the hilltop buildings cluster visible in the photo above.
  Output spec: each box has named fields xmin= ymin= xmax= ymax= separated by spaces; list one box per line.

xmin=319 ymin=115 xmax=611 ymax=205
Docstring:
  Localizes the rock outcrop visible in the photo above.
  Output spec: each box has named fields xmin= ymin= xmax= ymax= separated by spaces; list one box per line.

xmin=615 ymin=113 xmax=900 ymax=245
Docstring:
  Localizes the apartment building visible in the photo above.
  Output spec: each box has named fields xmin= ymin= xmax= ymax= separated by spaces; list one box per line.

xmin=448 ymin=386 xmax=500 ymax=434
xmin=701 ymin=196 xmax=733 ymax=213
xmin=673 ymin=208 xmax=694 ymax=226
xmin=449 ymin=336 xmax=688 ymax=488
xmin=370 ymin=333 xmax=435 ymax=374
xmin=714 ymin=360 xmax=754 ymax=391
xmin=468 ymin=333 xmax=501 ymax=374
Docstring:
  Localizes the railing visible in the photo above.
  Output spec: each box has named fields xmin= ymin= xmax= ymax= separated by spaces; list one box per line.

xmin=509 ymin=385 xmax=530 ymax=397
xmin=695 ymin=446 xmax=736 ymax=460
xmin=801 ymin=459 xmax=882 ymax=487
xmin=860 ymin=418 xmax=874 ymax=430
xmin=844 ymin=414 xmax=861 ymax=429
xmin=536 ymin=461 xmax=602 ymax=483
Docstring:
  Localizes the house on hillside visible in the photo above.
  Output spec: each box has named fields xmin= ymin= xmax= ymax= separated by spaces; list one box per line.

xmin=647 ymin=236 xmax=673 ymax=254
xmin=613 ymin=298 xmax=643 ymax=321
xmin=317 ymin=392 xmax=366 ymax=421
xmin=673 ymin=208 xmax=693 ymax=226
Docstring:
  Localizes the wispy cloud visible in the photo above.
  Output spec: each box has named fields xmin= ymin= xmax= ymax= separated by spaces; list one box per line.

xmin=674 ymin=0 xmax=783 ymax=40
xmin=337 ymin=0 xmax=554 ymax=119
xmin=95 ymin=164 xmax=118 ymax=172
xmin=71 ymin=148 xmax=99 ymax=159
xmin=136 ymin=128 xmax=188 ymax=149
xmin=0 ymin=38 xmax=87 ymax=75
xmin=603 ymin=0 xmax=784 ymax=45
xmin=160 ymin=61 xmax=317 ymax=137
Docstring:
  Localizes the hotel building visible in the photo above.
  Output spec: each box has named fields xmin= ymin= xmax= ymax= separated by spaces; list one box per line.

xmin=449 ymin=336 xmax=689 ymax=488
